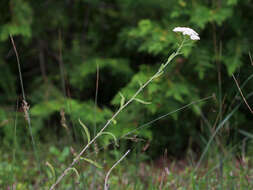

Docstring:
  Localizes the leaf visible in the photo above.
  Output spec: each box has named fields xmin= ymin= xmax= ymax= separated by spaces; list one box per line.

xmin=211 ymin=8 xmax=233 ymax=26
xmin=70 ymin=58 xmax=133 ymax=89
xmin=79 ymin=118 xmax=90 ymax=143
xmin=67 ymin=167 xmax=80 ymax=182
xmin=112 ymin=119 xmax=117 ymax=125
xmin=49 ymin=146 xmax=61 ymax=156
xmin=99 ymin=132 xmax=118 ymax=146
xmin=227 ymin=0 xmax=238 ymax=5
xmin=119 ymin=92 xmax=125 ymax=108
xmin=165 ymin=83 xmax=190 ymax=103
xmin=45 ymin=161 xmax=56 ymax=181
xmin=137 ymin=80 xmax=143 ymax=87
xmin=167 ymin=52 xmax=176 ymax=64
xmin=190 ymin=5 xmax=211 ymax=28
xmin=134 ymin=98 xmax=152 ymax=105
xmin=59 ymin=147 xmax=70 ymax=162
xmin=238 ymin=129 xmax=253 ymax=139
xmin=196 ymin=103 xmax=240 ymax=170
xmin=80 ymin=157 xmax=103 ymax=169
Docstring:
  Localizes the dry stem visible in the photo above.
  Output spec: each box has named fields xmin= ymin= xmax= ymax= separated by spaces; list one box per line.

xmin=232 ymin=74 xmax=253 ymax=114
xmin=104 ymin=149 xmax=131 ymax=190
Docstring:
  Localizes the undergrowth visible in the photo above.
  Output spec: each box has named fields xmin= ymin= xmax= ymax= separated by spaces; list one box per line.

xmin=1 ymin=27 xmax=253 ymax=190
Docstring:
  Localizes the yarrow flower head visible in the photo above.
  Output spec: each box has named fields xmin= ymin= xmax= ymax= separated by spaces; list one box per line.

xmin=173 ymin=27 xmax=200 ymax=40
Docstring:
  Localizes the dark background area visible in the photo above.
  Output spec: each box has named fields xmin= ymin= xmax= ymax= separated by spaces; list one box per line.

xmin=1 ymin=0 xmax=253 ymax=158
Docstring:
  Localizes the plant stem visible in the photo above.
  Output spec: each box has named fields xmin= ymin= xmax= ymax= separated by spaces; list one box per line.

xmin=104 ymin=149 xmax=131 ymax=190
xmin=49 ymin=40 xmax=184 ymax=190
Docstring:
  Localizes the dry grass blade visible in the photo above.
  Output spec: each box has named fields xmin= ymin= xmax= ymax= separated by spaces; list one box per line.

xmin=249 ymin=51 xmax=253 ymax=66
xmin=232 ymin=74 xmax=253 ymax=114
xmin=10 ymin=35 xmax=41 ymax=172
xmin=10 ymin=35 xmax=25 ymax=100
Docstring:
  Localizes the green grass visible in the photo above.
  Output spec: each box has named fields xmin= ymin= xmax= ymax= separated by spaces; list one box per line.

xmin=1 ymin=141 xmax=253 ymax=189
xmin=2 ymin=27 xmax=253 ymax=190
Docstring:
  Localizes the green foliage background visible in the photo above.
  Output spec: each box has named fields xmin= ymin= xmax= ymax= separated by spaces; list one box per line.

xmin=1 ymin=0 xmax=253 ymax=156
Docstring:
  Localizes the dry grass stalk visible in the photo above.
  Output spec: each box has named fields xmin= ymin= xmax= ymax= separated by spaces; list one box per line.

xmin=232 ymin=74 xmax=253 ymax=114
xmin=104 ymin=149 xmax=131 ymax=190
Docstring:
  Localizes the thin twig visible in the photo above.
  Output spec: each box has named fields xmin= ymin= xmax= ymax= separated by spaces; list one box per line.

xmin=232 ymin=74 xmax=253 ymax=114
xmin=104 ymin=149 xmax=131 ymax=190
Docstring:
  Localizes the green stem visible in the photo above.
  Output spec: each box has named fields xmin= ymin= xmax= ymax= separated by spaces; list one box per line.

xmin=49 ymin=39 xmax=185 ymax=190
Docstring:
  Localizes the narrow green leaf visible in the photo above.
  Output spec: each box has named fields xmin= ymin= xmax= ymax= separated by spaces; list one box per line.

xmin=80 ymin=157 xmax=103 ymax=169
xmin=119 ymin=92 xmax=125 ymax=108
xmin=67 ymin=167 xmax=80 ymax=181
xmin=134 ymin=98 xmax=152 ymax=105
xmin=46 ymin=161 xmax=56 ymax=181
xmin=79 ymin=118 xmax=90 ymax=143
xmin=238 ymin=129 xmax=253 ymax=139
xmin=100 ymin=132 xmax=118 ymax=146
xmin=138 ymin=80 xmax=143 ymax=87
xmin=195 ymin=103 xmax=240 ymax=171
xmin=167 ymin=52 xmax=176 ymax=63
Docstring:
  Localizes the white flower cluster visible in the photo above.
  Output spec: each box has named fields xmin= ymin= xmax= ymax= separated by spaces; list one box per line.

xmin=173 ymin=27 xmax=200 ymax=40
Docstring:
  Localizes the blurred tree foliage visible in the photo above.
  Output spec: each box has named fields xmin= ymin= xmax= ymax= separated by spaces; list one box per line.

xmin=0 ymin=0 xmax=253 ymax=156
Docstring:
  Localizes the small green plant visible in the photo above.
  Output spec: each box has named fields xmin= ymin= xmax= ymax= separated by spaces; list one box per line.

xmin=49 ymin=27 xmax=200 ymax=189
